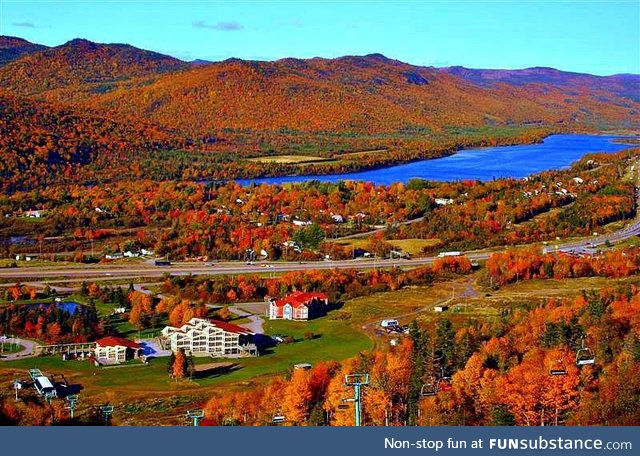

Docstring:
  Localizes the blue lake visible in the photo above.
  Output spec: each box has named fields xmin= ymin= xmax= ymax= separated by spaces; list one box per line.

xmin=238 ymin=134 xmax=635 ymax=186
xmin=26 ymin=301 xmax=81 ymax=314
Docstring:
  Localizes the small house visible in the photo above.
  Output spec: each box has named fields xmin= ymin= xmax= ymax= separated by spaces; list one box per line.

xmin=434 ymin=305 xmax=449 ymax=313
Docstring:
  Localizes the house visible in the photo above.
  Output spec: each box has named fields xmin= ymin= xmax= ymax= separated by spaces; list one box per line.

xmin=24 ymin=210 xmax=43 ymax=218
xmin=268 ymin=291 xmax=329 ymax=321
xmin=331 ymin=214 xmax=344 ymax=223
xmin=434 ymin=305 xmax=449 ymax=313
xmin=94 ymin=336 xmax=142 ymax=364
xmin=161 ymin=318 xmax=257 ymax=357
xmin=293 ymin=219 xmax=312 ymax=226
xmin=434 ymin=198 xmax=454 ymax=206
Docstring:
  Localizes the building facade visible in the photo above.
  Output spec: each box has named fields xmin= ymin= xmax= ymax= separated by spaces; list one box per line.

xmin=94 ymin=336 xmax=142 ymax=364
xmin=268 ymin=291 xmax=329 ymax=321
xmin=161 ymin=318 xmax=257 ymax=357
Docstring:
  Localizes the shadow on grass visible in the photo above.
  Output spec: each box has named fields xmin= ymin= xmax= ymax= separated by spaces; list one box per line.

xmin=193 ymin=362 xmax=242 ymax=379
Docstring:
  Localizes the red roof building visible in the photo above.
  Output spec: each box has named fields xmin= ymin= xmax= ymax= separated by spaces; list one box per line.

xmin=268 ymin=291 xmax=329 ymax=321
xmin=94 ymin=336 xmax=142 ymax=364
xmin=161 ymin=318 xmax=258 ymax=357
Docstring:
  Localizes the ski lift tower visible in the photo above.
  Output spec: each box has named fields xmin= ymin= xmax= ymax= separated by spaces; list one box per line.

xmin=99 ymin=405 xmax=114 ymax=425
xmin=344 ymin=373 xmax=369 ymax=427
xmin=186 ymin=409 xmax=205 ymax=426
xmin=66 ymin=395 xmax=79 ymax=419
xmin=13 ymin=379 xmax=22 ymax=401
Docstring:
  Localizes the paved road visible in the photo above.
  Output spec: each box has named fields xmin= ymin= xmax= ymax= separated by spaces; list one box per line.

xmin=0 ymin=254 xmax=489 ymax=282
xmin=333 ymin=215 xmax=426 ymax=241
xmin=228 ymin=304 xmax=265 ymax=334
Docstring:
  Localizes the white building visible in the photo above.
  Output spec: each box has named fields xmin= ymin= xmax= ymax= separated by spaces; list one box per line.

xmin=161 ymin=318 xmax=257 ymax=357
xmin=94 ymin=336 xmax=142 ymax=364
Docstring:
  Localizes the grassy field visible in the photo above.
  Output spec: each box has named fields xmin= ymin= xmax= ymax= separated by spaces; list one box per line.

xmin=0 ymin=259 xmax=75 ymax=268
xmin=336 ymin=238 xmax=442 ymax=255
xmin=247 ymin=155 xmax=332 ymax=164
xmin=338 ymin=149 xmax=389 ymax=159
xmin=388 ymin=239 xmax=443 ymax=255
xmin=0 ymin=343 xmax=24 ymax=354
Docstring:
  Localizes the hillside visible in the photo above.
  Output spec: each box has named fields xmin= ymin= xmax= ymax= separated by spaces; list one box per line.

xmin=441 ymin=66 xmax=640 ymax=102
xmin=105 ymin=55 xmax=636 ymax=135
xmin=0 ymin=36 xmax=48 ymax=66
xmin=0 ymin=39 xmax=637 ymax=138
xmin=0 ymin=94 xmax=184 ymax=192
xmin=0 ymin=48 xmax=640 ymax=135
xmin=0 ymin=37 xmax=188 ymax=95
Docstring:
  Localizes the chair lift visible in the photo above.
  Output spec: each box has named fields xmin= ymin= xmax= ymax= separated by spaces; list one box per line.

xmin=576 ymin=338 xmax=595 ymax=366
xmin=438 ymin=366 xmax=452 ymax=382
xmin=420 ymin=378 xmax=439 ymax=397
xmin=550 ymin=359 xmax=568 ymax=376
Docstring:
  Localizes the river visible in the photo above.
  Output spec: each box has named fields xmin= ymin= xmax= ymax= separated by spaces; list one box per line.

xmin=238 ymin=134 xmax=635 ymax=186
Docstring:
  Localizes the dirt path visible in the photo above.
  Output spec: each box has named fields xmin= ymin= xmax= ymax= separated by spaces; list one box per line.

xmin=359 ymin=277 xmax=476 ymax=350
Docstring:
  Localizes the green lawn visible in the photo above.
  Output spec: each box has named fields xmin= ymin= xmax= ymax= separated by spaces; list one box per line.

xmin=1 ymin=343 xmax=24 ymax=354
xmin=248 ymin=155 xmax=331 ymax=164
xmin=112 ymin=314 xmax=168 ymax=339
xmin=388 ymin=239 xmax=443 ymax=255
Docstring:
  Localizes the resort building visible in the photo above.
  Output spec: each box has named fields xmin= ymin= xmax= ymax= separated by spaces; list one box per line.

xmin=94 ymin=336 xmax=142 ymax=364
xmin=268 ymin=291 xmax=329 ymax=321
xmin=161 ymin=318 xmax=257 ymax=357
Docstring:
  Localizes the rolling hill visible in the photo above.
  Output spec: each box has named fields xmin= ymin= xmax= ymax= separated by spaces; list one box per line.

xmin=0 ymin=38 xmax=188 ymax=95
xmin=0 ymin=36 xmax=47 ymax=66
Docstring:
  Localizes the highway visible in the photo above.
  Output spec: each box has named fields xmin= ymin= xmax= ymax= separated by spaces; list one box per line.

xmin=0 ymin=253 xmax=489 ymax=281
xmin=2 ymin=161 xmax=639 ymax=285
xmin=0 ymin=220 xmax=636 ymax=284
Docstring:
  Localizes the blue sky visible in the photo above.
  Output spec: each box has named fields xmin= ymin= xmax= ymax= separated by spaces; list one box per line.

xmin=1 ymin=1 xmax=638 ymax=75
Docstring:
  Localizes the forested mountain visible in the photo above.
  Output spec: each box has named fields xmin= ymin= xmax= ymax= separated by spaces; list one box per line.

xmin=0 ymin=37 xmax=188 ymax=95
xmin=1 ymin=40 xmax=637 ymax=135
xmin=0 ymin=36 xmax=47 ymax=66
xmin=441 ymin=66 xmax=640 ymax=102
xmin=0 ymin=37 xmax=638 ymax=190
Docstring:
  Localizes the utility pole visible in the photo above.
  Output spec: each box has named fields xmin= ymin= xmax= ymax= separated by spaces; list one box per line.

xmin=344 ymin=373 xmax=369 ymax=426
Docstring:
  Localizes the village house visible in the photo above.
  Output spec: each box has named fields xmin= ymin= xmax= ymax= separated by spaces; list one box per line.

xmin=268 ymin=291 xmax=329 ymax=321
xmin=434 ymin=198 xmax=454 ymax=206
xmin=161 ymin=318 xmax=257 ymax=357
xmin=94 ymin=336 xmax=142 ymax=364
xmin=24 ymin=210 xmax=44 ymax=218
